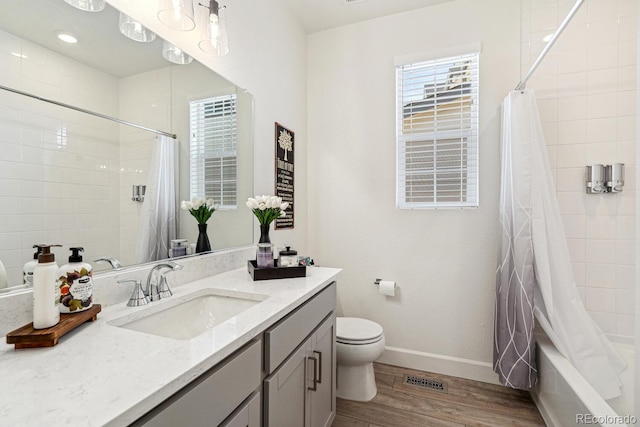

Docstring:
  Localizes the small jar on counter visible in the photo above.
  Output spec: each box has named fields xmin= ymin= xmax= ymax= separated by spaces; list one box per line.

xmin=279 ymin=246 xmax=298 ymax=267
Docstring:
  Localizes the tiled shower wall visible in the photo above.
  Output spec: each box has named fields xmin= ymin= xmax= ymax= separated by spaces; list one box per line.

xmin=0 ymin=29 xmax=121 ymax=286
xmin=118 ymin=69 xmax=171 ymax=266
xmin=522 ymin=0 xmax=637 ymax=337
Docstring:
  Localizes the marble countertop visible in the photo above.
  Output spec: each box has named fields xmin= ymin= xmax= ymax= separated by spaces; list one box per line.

xmin=0 ymin=265 xmax=341 ymax=427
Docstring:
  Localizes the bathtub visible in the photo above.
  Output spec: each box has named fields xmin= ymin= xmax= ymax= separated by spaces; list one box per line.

xmin=531 ymin=310 xmax=636 ymax=427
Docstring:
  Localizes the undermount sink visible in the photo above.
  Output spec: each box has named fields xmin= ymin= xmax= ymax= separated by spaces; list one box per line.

xmin=109 ymin=289 xmax=268 ymax=340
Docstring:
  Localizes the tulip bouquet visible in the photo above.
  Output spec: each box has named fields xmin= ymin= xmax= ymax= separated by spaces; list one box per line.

xmin=180 ymin=197 xmax=218 ymax=224
xmin=245 ymin=195 xmax=289 ymax=225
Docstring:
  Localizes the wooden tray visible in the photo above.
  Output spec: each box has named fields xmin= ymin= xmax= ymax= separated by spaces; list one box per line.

xmin=248 ymin=260 xmax=306 ymax=281
xmin=6 ymin=304 xmax=102 ymax=349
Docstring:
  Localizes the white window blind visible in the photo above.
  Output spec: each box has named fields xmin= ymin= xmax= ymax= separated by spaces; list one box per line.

xmin=190 ymin=94 xmax=237 ymax=208
xmin=396 ymin=52 xmax=479 ymax=208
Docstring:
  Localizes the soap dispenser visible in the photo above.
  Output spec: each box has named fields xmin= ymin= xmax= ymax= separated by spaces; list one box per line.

xmin=33 ymin=244 xmax=61 ymax=329
xmin=58 ymin=247 xmax=94 ymax=313
xmin=23 ymin=244 xmax=44 ymax=286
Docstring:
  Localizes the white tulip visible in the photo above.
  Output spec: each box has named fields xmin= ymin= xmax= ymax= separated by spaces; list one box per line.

xmin=246 ymin=198 xmax=259 ymax=209
xmin=190 ymin=197 xmax=203 ymax=210
xmin=180 ymin=200 xmax=189 ymax=210
xmin=280 ymin=202 xmax=289 ymax=210
xmin=279 ymin=210 xmax=286 ymax=217
xmin=258 ymin=202 xmax=267 ymax=211
xmin=206 ymin=198 xmax=215 ymax=207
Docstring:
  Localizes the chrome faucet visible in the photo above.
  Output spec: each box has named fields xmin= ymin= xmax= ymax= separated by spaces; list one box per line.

xmin=94 ymin=257 xmax=123 ymax=269
xmin=145 ymin=261 xmax=183 ymax=301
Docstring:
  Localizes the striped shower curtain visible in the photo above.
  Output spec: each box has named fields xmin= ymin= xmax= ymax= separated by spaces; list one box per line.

xmin=494 ymin=90 xmax=625 ymax=399
xmin=494 ymin=90 xmax=537 ymax=390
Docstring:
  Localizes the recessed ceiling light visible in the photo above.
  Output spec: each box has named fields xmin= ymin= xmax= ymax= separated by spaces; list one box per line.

xmin=56 ymin=31 xmax=79 ymax=44
xmin=542 ymin=33 xmax=553 ymax=43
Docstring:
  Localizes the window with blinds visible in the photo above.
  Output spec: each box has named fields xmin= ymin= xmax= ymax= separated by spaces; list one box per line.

xmin=189 ymin=94 xmax=237 ymax=208
xmin=396 ymin=52 xmax=479 ymax=208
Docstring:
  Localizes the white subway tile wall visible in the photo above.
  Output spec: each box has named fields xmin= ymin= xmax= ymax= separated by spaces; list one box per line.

xmin=523 ymin=0 xmax=637 ymax=337
xmin=0 ymin=29 xmax=122 ymax=285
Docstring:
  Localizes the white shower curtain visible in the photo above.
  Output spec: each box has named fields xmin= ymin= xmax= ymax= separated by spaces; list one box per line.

xmin=135 ymin=135 xmax=178 ymax=264
xmin=495 ymin=90 xmax=625 ymax=400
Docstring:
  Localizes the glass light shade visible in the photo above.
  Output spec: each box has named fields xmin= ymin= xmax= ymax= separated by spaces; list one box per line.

xmin=162 ymin=41 xmax=193 ymax=65
xmin=63 ymin=0 xmax=105 ymax=12
xmin=157 ymin=0 xmax=196 ymax=31
xmin=119 ymin=13 xmax=156 ymax=43
xmin=198 ymin=6 xmax=229 ymax=56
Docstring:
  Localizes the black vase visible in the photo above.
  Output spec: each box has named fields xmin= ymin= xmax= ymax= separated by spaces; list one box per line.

xmin=259 ymin=224 xmax=271 ymax=244
xmin=196 ymin=223 xmax=211 ymax=253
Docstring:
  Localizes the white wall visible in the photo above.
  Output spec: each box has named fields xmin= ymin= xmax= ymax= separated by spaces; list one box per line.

xmin=107 ymin=0 xmax=310 ymax=253
xmin=0 ymin=29 xmax=121 ymax=285
xmin=307 ymin=0 xmax=520 ymax=377
xmin=523 ymin=0 xmax=637 ymax=338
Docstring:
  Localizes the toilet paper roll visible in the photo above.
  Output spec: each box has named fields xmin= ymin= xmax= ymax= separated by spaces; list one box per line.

xmin=378 ymin=280 xmax=396 ymax=296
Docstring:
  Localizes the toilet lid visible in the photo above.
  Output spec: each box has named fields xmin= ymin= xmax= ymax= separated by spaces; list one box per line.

xmin=336 ymin=317 xmax=383 ymax=343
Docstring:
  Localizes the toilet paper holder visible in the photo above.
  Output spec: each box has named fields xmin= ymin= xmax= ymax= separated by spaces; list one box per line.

xmin=374 ymin=278 xmax=395 ymax=287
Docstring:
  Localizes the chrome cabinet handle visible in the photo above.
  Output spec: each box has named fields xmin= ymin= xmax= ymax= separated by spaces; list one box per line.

xmin=314 ymin=350 xmax=322 ymax=384
xmin=307 ymin=355 xmax=318 ymax=391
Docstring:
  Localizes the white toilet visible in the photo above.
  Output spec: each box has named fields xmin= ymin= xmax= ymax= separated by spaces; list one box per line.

xmin=336 ymin=317 xmax=385 ymax=402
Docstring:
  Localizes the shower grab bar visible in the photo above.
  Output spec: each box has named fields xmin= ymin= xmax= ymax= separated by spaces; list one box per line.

xmin=0 ymin=84 xmax=177 ymax=140
xmin=515 ymin=0 xmax=585 ymax=91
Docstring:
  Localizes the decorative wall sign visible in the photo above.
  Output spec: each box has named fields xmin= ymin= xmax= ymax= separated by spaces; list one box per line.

xmin=275 ymin=122 xmax=294 ymax=229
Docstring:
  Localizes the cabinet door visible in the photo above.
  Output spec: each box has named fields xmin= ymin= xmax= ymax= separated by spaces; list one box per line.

xmin=264 ymin=337 xmax=312 ymax=427
xmin=308 ymin=315 xmax=336 ymax=427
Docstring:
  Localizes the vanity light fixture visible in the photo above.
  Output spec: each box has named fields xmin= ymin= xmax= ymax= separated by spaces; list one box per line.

xmin=56 ymin=31 xmax=79 ymax=44
xmin=198 ymin=0 xmax=229 ymax=56
xmin=162 ymin=41 xmax=194 ymax=64
xmin=157 ymin=0 xmax=196 ymax=31
xmin=119 ymin=13 xmax=157 ymax=43
xmin=63 ymin=0 xmax=105 ymax=12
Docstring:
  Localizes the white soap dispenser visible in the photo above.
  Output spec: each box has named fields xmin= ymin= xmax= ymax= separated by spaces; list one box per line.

xmin=23 ymin=244 xmax=43 ymax=286
xmin=58 ymin=247 xmax=94 ymax=313
xmin=33 ymin=244 xmax=61 ymax=329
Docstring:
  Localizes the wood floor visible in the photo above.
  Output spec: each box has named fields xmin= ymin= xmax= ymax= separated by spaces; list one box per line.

xmin=332 ymin=363 xmax=545 ymax=427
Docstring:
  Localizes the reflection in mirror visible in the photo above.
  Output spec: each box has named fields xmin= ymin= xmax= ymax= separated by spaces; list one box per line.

xmin=0 ymin=0 xmax=254 ymax=295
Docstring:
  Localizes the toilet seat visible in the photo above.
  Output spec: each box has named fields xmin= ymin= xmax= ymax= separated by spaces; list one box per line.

xmin=336 ymin=317 xmax=383 ymax=345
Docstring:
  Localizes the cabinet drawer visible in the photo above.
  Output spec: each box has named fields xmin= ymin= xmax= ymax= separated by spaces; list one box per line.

xmin=264 ymin=282 xmax=336 ymax=374
xmin=220 ymin=391 xmax=261 ymax=427
xmin=135 ymin=339 xmax=262 ymax=427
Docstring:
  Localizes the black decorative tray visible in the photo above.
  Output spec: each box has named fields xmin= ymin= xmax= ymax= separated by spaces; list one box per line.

xmin=247 ymin=260 xmax=306 ymax=281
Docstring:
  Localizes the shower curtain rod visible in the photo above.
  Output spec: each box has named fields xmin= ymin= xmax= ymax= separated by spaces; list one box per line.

xmin=0 ymin=84 xmax=177 ymax=139
xmin=515 ymin=0 xmax=585 ymax=90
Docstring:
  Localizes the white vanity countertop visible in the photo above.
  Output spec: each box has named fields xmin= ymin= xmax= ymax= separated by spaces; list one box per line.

xmin=0 ymin=266 xmax=341 ymax=427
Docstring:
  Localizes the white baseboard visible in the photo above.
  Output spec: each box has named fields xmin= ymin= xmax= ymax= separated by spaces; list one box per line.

xmin=376 ymin=346 xmax=501 ymax=385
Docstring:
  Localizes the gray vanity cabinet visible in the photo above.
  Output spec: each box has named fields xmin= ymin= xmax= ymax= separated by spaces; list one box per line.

xmin=132 ymin=281 xmax=337 ymax=427
xmin=263 ymin=283 xmax=337 ymax=427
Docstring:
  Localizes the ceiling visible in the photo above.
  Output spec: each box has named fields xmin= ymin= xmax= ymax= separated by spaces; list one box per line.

xmin=280 ymin=0 xmax=456 ymax=34
xmin=0 ymin=0 xmax=168 ymax=78
xmin=0 ymin=0 xmax=457 ymax=78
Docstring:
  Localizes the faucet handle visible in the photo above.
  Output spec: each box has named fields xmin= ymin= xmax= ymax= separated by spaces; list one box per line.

xmin=118 ymin=279 xmax=149 ymax=307
xmin=157 ymin=274 xmax=173 ymax=299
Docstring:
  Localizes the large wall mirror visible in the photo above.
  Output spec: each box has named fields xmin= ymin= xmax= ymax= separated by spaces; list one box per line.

xmin=0 ymin=0 xmax=254 ymax=295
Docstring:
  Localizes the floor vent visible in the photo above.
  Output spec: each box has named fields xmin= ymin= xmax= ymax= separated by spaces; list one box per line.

xmin=402 ymin=374 xmax=448 ymax=393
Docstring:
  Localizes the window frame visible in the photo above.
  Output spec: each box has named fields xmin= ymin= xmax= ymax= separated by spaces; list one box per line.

xmin=189 ymin=94 xmax=238 ymax=209
xmin=395 ymin=51 xmax=479 ymax=209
